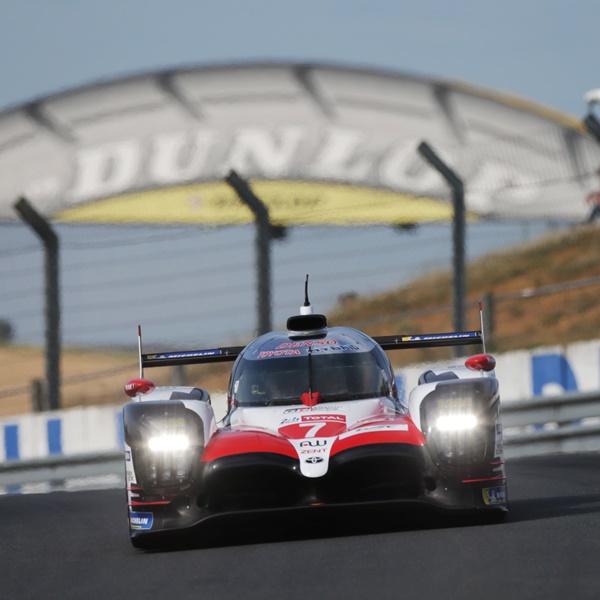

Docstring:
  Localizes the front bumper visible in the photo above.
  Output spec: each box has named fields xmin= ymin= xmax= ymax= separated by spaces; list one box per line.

xmin=128 ymin=442 xmax=507 ymax=544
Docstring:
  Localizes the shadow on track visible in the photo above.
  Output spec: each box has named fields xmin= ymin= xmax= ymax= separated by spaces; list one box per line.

xmin=136 ymin=503 xmax=506 ymax=553
xmin=507 ymin=493 xmax=600 ymax=523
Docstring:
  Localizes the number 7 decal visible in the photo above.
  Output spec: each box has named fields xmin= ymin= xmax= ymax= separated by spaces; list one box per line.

xmin=278 ymin=419 xmax=346 ymax=439
xmin=299 ymin=423 xmax=327 ymax=438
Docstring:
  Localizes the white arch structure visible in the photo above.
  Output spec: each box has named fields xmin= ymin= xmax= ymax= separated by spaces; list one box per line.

xmin=1 ymin=62 xmax=599 ymax=225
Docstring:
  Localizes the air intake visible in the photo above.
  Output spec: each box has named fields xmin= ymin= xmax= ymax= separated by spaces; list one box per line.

xmin=286 ymin=314 xmax=328 ymax=337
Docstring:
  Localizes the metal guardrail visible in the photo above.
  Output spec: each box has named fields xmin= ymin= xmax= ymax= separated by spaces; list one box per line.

xmin=0 ymin=452 xmax=123 ymax=490
xmin=503 ymin=390 xmax=600 ymax=457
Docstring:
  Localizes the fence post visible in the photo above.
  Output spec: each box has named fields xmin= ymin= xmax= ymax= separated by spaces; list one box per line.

xmin=14 ymin=197 xmax=61 ymax=411
xmin=172 ymin=365 xmax=187 ymax=386
xmin=225 ymin=170 xmax=274 ymax=335
xmin=31 ymin=379 xmax=47 ymax=412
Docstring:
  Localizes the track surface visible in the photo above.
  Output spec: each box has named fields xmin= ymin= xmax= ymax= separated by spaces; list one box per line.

xmin=2 ymin=453 xmax=600 ymax=600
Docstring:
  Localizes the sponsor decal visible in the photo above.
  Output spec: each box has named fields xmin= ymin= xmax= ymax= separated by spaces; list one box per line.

xmin=494 ymin=421 xmax=504 ymax=458
xmin=482 ymin=485 xmax=507 ymax=506
xmin=46 ymin=126 xmax=465 ymax=226
xmin=54 ymin=178 xmax=453 ymax=226
xmin=130 ymin=511 xmax=154 ymax=530
xmin=301 ymin=414 xmax=346 ymax=423
xmin=304 ymin=456 xmax=323 ymax=464
xmin=312 ymin=344 xmax=360 ymax=353
xmin=338 ymin=424 xmax=409 ymax=439
xmin=276 ymin=340 xmax=339 ymax=349
xmin=299 ymin=439 xmax=329 ymax=447
xmin=279 ymin=417 xmax=301 ymax=425
xmin=147 ymin=350 xmax=222 ymax=360
xmin=401 ymin=332 xmax=478 ymax=342
xmin=280 ymin=419 xmax=345 ymax=438
xmin=284 ymin=406 xmax=341 ymax=413
xmin=125 ymin=450 xmax=131 ymax=462
xmin=257 ymin=349 xmax=301 ymax=358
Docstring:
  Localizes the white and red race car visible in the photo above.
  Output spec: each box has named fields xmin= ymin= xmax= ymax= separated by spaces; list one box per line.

xmin=123 ymin=295 xmax=507 ymax=549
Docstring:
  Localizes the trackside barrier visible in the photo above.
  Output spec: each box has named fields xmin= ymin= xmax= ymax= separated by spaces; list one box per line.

xmin=0 ymin=405 xmax=125 ymax=463
xmin=0 ymin=395 xmax=228 ymax=467
xmin=502 ymin=390 xmax=600 ymax=458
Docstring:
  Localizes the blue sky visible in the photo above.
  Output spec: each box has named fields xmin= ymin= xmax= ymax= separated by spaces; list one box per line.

xmin=0 ymin=1 xmax=596 ymax=348
xmin=1 ymin=0 xmax=598 ymax=116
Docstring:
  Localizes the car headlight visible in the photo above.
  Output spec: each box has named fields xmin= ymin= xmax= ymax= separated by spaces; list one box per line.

xmin=148 ymin=433 xmax=190 ymax=452
xmin=421 ymin=390 xmax=490 ymax=465
xmin=142 ymin=421 xmax=196 ymax=488
xmin=435 ymin=414 xmax=478 ymax=431
xmin=123 ymin=402 xmax=205 ymax=492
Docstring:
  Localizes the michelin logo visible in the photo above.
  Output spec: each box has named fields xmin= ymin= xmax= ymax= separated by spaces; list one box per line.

xmin=130 ymin=511 xmax=154 ymax=530
xmin=402 ymin=332 xmax=476 ymax=342
xmin=148 ymin=349 xmax=222 ymax=360
xmin=482 ymin=485 xmax=507 ymax=506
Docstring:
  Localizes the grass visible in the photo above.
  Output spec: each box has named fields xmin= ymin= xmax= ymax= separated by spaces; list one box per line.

xmin=328 ymin=222 xmax=600 ymax=364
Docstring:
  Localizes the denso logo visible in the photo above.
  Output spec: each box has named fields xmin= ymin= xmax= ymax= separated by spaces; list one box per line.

xmin=276 ymin=340 xmax=338 ymax=349
xmin=283 ymin=406 xmax=341 ymax=413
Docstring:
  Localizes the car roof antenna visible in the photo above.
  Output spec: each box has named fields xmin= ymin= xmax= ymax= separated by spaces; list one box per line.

xmin=301 ymin=274 xmax=313 ymax=315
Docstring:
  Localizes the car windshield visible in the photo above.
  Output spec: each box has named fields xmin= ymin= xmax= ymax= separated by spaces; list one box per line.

xmin=231 ymin=350 xmax=389 ymax=406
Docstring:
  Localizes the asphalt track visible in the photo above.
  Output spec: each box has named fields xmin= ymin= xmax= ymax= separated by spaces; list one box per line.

xmin=2 ymin=453 xmax=600 ymax=600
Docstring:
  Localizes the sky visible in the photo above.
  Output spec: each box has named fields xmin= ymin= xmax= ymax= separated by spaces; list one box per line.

xmin=0 ymin=0 xmax=599 ymax=117
xmin=0 ymin=0 xmax=599 ymax=351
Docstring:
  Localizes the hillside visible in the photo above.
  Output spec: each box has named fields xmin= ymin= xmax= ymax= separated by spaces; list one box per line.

xmin=328 ymin=222 xmax=600 ymax=365
xmin=1 ymin=222 xmax=599 ymax=417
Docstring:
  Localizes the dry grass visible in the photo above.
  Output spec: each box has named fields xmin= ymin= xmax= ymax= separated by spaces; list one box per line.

xmin=0 ymin=346 xmax=139 ymax=418
xmin=0 ymin=345 xmax=233 ymax=418
xmin=329 ymin=223 xmax=600 ymax=366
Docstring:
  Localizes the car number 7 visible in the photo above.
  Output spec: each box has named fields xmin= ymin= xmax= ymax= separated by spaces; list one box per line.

xmin=299 ymin=423 xmax=326 ymax=438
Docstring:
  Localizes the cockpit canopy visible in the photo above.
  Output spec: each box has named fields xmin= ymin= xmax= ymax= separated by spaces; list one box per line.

xmin=228 ymin=327 xmax=397 ymax=407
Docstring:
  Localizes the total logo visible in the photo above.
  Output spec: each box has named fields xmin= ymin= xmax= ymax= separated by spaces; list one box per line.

xmin=304 ymin=456 xmax=324 ymax=464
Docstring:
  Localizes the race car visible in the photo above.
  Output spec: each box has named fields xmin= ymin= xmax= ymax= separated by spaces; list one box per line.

xmin=123 ymin=290 xmax=507 ymax=549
